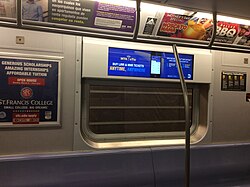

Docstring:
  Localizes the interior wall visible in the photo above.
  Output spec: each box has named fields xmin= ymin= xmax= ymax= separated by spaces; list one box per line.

xmin=0 ymin=27 xmax=79 ymax=155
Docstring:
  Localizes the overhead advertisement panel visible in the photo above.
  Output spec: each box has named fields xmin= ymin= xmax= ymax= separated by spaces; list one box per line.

xmin=22 ymin=0 xmax=136 ymax=33
xmin=0 ymin=57 xmax=60 ymax=127
xmin=155 ymin=11 xmax=250 ymax=46
xmin=0 ymin=0 xmax=16 ymax=19
xmin=19 ymin=1 xmax=250 ymax=47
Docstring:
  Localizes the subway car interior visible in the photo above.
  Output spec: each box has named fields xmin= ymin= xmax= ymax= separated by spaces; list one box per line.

xmin=0 ymin=0 xmax=250 ymax=186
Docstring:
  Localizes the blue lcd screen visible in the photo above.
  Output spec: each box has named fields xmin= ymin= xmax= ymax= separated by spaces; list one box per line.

xmin=162 ymin=53 xmax=194 ymax=80
xmin=108 ymin=47 xmax=194 ymax=80
xmin=108 ymin=48 xmax=151 ymax=77
xmin=150 ymin=55 xmax=161 ymax=75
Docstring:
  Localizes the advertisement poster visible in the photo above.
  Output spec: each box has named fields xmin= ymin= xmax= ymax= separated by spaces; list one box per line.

xmin=157 ymin=12 xmax=250 ymax=46
xmin=0 ymin=0 xmax=16 ymax=18
xmin=214 ymin=21 xmax=239 ymax=43
xmin=179 ymin=18 xmax=239 ymax=43
xmin=22 ymin=0 xmax=48 ymax=21
xmin=22 ymin=0 xmax=136 ymax=32
xmin=192 ymin=20 xmax=250 ymax=45
xmin=93 ymin=2 xmax=135 ymax=32
xmin=157 ymin=13 xmax=192 ymax=38
xmin=48 ymin=0 xmax=95 ymax=26
xmin=182 ymin=17 xmax=213 ymax=41
xmin=157 ymin=13 xmax=213 ymax=41
xmin=0 ymin=57 xmax=59 ymax=126
xmin=232 ymin=25 xmax=250 ymax=46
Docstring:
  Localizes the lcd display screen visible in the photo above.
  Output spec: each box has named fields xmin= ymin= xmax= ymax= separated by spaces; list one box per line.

xmin=108 ymin=47 xmax=194 ymax=80
xmin=161 ymin=52 xmax=194 ymax=80
xmin=108 ymin=48 xmax=151 ymax=77
xmin=150 ymin=52 xmax=162 ymax=77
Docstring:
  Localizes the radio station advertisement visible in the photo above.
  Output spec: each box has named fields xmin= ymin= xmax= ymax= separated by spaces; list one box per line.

xmin=0 ymin=57 xmax=59 ymax=126
xmin=0 ymin=0 xmax=16 ymax=19
xmin=22 ymin=0 xmax=136 ymax=32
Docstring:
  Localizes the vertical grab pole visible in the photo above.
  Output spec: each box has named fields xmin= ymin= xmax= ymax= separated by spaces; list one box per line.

xmin=172 ymin=44 xmax=190 ymax=187
xmin=17 ymin=0 xmax=22 ymax=27
xmin=133 ymin=0 xmax=141 ymax=41
xmin=208 ymin=11 xmax=217 ymax=48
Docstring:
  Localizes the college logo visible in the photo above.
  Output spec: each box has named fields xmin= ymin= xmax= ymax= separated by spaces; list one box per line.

xmin=0 ymin=111 xmax=6 ymax=119
xmin=45 ymin=111 xmax=52 ymax=120
xmin=20 ymin=87 xmax=33 ymax=99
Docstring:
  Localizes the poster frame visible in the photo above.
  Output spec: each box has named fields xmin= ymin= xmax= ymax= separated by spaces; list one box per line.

xmin=0 ymin=54 xmax=62 ymax=128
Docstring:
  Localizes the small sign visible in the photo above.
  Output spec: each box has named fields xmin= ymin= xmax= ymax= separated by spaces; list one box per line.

xmin=221 ymin=71 xmax=246 ymax=91
xmin=143 ymin=17 xmax=157 ymax=35
xmin=244 ymin=58 xmax=249 ymax=64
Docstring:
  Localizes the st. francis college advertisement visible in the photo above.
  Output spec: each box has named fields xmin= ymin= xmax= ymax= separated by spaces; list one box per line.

xmin=0 ymin=57 xmax=59 ymax=126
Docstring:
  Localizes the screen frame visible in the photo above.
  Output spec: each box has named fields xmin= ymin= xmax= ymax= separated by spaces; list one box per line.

xmin=108 ymin=47 xmax=194 ymax=80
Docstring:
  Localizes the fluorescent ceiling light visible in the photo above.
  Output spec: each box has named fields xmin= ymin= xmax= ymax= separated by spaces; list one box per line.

xmin=141 ymin=2 xmax=191 ymax=15
xmin=217 ymin=15 xmax=250 ymax=25
xmin=94 ymin=0 xmax=135 ymax=7
xmin=195 ymin=12 xmax=213 ymax=19
xmin=93 ymin=0 xmax=250 ymax=26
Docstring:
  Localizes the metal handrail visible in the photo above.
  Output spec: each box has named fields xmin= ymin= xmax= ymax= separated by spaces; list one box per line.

xmin=16 ymin=0 xmax=22 ymax=27
xmin=172 ymin=44 xmax=191 ymax=187
xmin=208 ymin=11 xmax=217 ymax=48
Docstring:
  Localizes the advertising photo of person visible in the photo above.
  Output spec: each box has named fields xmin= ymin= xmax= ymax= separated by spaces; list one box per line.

xmin=22 ymin=0 xmax=43 ymax=21
xmin=0 ymin=1 xmax=7 ymax=17
xmin=233 ymin=25 xmax=249 ymax=45
xmin=243 ymin=35 xmax=250 ymax=46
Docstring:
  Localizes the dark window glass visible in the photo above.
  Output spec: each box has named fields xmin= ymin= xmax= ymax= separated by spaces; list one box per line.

xmin=87 ymin=83 xmax=193 ymax=134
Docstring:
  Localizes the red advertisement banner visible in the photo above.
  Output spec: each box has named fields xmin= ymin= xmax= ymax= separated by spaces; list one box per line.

xmin=12 ymin=113 xmax=40 ymax=124
xmin=8 ymin=77 xmax=45 ymax=86
xmin=157 ymin=13 xmax=191 ymax=38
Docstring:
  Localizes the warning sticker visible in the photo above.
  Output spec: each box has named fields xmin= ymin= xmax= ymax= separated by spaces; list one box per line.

xmin=143 ymin=17 xmax=157 ymax=35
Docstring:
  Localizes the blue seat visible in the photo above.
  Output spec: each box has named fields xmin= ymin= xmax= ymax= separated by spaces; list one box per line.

xmin=152 ymin=143 xmax=250 ymax=187
xmin=0 ymin=143 xmax=250 ymax=187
